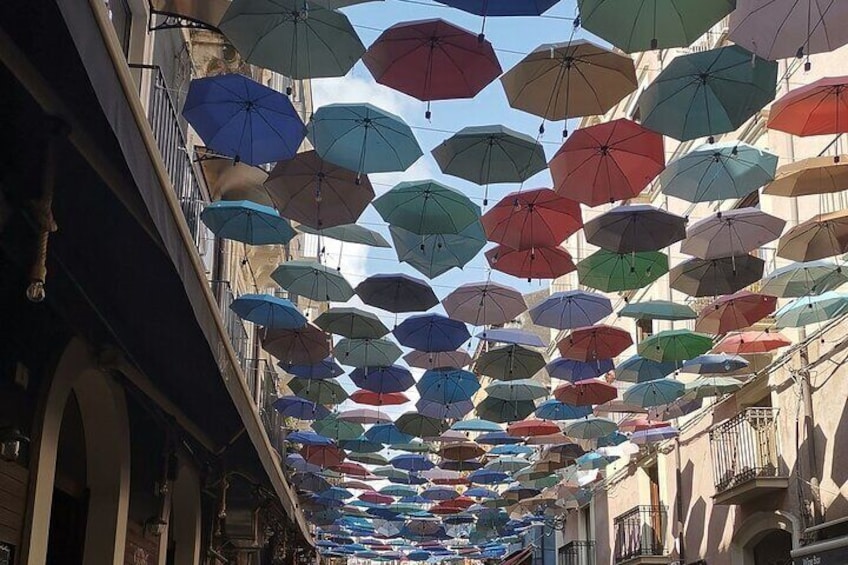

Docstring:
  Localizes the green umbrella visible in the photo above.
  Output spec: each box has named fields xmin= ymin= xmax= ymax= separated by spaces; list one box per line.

xmin=622 ymin=378 xmax=685 ymax=408
xmin=373 ymin=467 xmax=411 ymax=482
xmin=685 ymin=376 xmax=744 ymax=399
xmin=475 ymin=345 xmax=546 ymax=381
xmin=519 ymin=473 xmax=561 ymax=490
xmin=619 ymin=300 xmax=698 ymax=321
xmin=774 ymin=292 xmax=848 ymax=328
xmin=576 ymin=250 xmax=668 ymax=292
xmin=373 ymin=180 xmax=481 ymax=235
xmin=485 ymin=379 xmax=549 ymax=402
xmin=335 ymin=338 xmax=403 ymax=368
xmin=390 ymin=441 xmax=435 ymax=454
xmin=760 ymin=260 xmax=848 ymax=298
xmin=271 ymin=260 xmax=355 ymax=302
xmin=395 ymin=413 xmax=447 ymax=439
xmin=638 ymin=329 xmax=713 ymax=362
xmin=298 ymin=223 xmax=391 ymax=248
xmin=312 ymin=415 xmax=364 ymax=441
xmin=390 ymin=222 xmax=487 ymax=279
xmin=348 ymin=452 xmax=389 ymax=466
xmin=475 ymin=397 xmax=537 ymax=424
xmin=289 ymin=377 xmax=348 ymax=404
xmin=314 ymin=307 xmax=389 ymax=339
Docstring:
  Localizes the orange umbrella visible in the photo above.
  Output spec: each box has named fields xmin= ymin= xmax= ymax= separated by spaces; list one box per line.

xmin=302 ymin=445 xmax=346 ymax=468
xmin=349 ymin=390 xmax=410 ymax=406
xmin=712 ymin=330 xmax=792 ymax=355
xmin=507 ymin=419 xmax=560 ymax=437
xmin=768 ymin=77 xmax=848 ymax=141
xmin=553 ymin=379 xmax=617 ymax=406
xmin=557 ymin=325 xmax=633 ymax=361
xmin=694 ymin=291 xmax=778 ymax=334
xmin=331 ymin=462 xmax=371 ymax=477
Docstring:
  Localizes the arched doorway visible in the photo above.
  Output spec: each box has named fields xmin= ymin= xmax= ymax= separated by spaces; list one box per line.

xmin=752 ymin=530 xmax=793 ymax=565
xmin=729 ymin=511 xmax=801 ymax=565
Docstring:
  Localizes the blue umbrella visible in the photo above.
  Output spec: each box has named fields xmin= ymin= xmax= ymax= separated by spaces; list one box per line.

xmin=366 ymin=423 xmax=414 ymax=445
xmin=317 ymin=487 xmax=354 ymax=501
xmin=475 ymin=328 xmax=546 ymax=348
xmin=476 ymin=431 xmax=522 ymax=445
xmin=546 ymin=358 xmax=614 ymax=382
xmin=201 ymin=200 xmax=296 ymax=245
xmin=534 ymin=399 xmax=592 ymax=421
xmin=464 ymin=487 xmax=499 ymax=499
xmin=468 ymin=469 xmax=510 ymax=485
xmin=615 ymin=355 xmax=678 ymax=383
xmin=435 ymin=0 xmax=560 ymax=16
xmin=182 ymin=73 xmax=306 ymax=166
xmin=230 ymin=293 xmax=306 ymax=329
xmin=596 ymin=431 xmax=628 ymax=447
xmin=576 ymin=452 xmax=616 ymax=470
xmin=417 ymin=369 xmax=480 ymax=404
xmin=681 ymin=353 xmax=749 ymax=374
xmin=286 ymin=453 xmax=321 ymax=473
xmin=489 ymin=445 xmax=533 ymax=456
xmin=390 ymin=222 xmax=487 ymax=279
xmin=422 ymin=486 xmax=460 ymax=501
xmin=394 ymin=314 xmax=470 ymax=352
xmin=622 ymin=378 xmax=685 ymax=408
xmin=417 ymin=398 xmax=475 ymax=420
xmin=451 ymin=419 xmax=503 ymax=433
xmin=285 ymin=358 xmax=344 ymax=379
xmin=273 ymin=396 xmax=330 ymax=420
xmin=309 ymin=103 xmax=423 ymax=175
xmin=529 ymin=290 xmax=613 ymax=330
xmin=350 ymin=365 xmax=415 ymax=394
xmin=287 ymin=431 xmax=335 ymax=446
xmin=390 ymin=454 xmax=435 ymax=472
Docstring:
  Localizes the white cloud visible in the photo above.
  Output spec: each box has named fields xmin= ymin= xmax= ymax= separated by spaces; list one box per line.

xmin=312 ymin=75 xmax=417 ymax=118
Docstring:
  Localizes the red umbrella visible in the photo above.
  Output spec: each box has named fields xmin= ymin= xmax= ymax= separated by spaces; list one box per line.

xmin=524 ymin=433 xmax=572 ymax=446
xmin=262 ymin=324 xmax=331 ymax=365
xmin=302 ymin=445 xmax=346 ymax=468
xmin=341 ymin=480 xmax=375 ymax=491
xmin=712 ymin=330 xmax=792 ymax=355
xmin=360 ymin=492 xmax=395 ymax=505
xmin=486 ymin=245 xmax=577 ymax=281
xmin=553 ymin=379 xmax=617 ymax=406
xmin=331 ymin=462 xmax=371 ymax=477
xmin=436 ymin=496 xmax=475 ymax=510
xmin=768 ymin=77 xmax=848 ymax=141
xmin=507 ymin=419 xmax=560 ymax=437
xmin=349 ymin=390 xmax=410 ymax=406
xmin=694 ymin=291 xmax=778 ymax=334
xmin=362 ymin=19 xmax=502 ymax=118
xmin=482 ymin=189 xmax=583 ymax=251
xmin=617 ymin=416 xmax=670 ymax=433
xmin=550 ymin=119 xmax=665 ymax=207
xmin=557 ymin=325 xmax=633 ymax=361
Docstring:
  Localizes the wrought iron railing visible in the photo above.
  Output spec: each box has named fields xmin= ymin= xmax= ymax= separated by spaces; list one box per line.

xmin=210 ymin=280 xmax=250 ymax=366
xmin=559 ymin=541 xmax=595 ymax=565
xmin=613 ymin=506 xmax=666 ymax=563
xmin=709 ymin=407 xmax=781 ymax=494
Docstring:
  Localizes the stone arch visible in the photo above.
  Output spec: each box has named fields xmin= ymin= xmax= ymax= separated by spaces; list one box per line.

xmin=729 ymin=510 xmax=802 ymax=565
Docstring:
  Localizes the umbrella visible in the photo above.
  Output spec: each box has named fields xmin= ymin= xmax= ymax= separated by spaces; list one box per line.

xmin=361 ymin=492 xmax=396 ymax=505
xmin=287 ymin=430 xmax=335 ymax=446
xmin=314 ymin=307 xmax=389 ymax=339
xmin=557 ymin=325 xmax=633 ymax=361
xmin=350 ymin=364 xmax=413 ymax=393
xmin=475 ymin=398 xmax=537 ymax=424
xmin=615 ymin=356 xmax=677 ymax=383
xmin=337 ymin=339 xmax=404 ymax=369
xmin=404 ymin=350 xmax=473 ymax=370
xmin=713 ymin=330 xmax=792 ymax=355
xmin=263 ymin=324 xmax=331 ymax=365
xmin=564 ymin=418 xmax=617 ymax=440
xmin=777 ymin=210 xmax=848 ymax=262
xmin=362 ymin=19 xmax=502 ymax=117
xmin=682 ymin=208 xmax=785 ymax=259
xmin=764 ymin=156 xmax=848 ymax=197
xmin=623 ymin=379 xmax=685 ymax=408
xmin=271 ymin=260 xmax=355 ymax=302
xmin=443 ymin=282 xmax=527 ymax=327
xmin=659 ymin=142 xmax=778 ymax=203
xmin=394 ymin=314 xmax=471 ymax=352
xmin=638 ymin=329 xmax=713 ymax=362
xmin=182 ymin=73 xmax=306 ymax=165
xmin=685 ymin=376 xmax=744 ymax=398
xmin=356 ymin=274 xmax=439 ymax=313
xmin=583 ymin=205 xmax=686 ymax=254
xmin=550 ymin=119 xmax=665 ymax=206
xmin=391 ymin=454 xmax=434 ymax=472
xmin=219 ymin=0 xmax=364 ymax=79
xmin=578 ymin=0 xmax=735 ymax=52
xmin=366 ymin=423 xmax=414 ymax=445
xmin=265 ymin=151 xmax=374 ymax=230
xmin=486 ymin=458 xmax=532 ymax=477
xmin=230 ymin=293 xmax=306 ymax=329
xmin=694 ymin=291 xmax=778 ymax=334
xmin=482 ymin=189 xmax=582 ymax=251
xmin=774 ymin=292 xmax=848 ymax=328
xmin=486 ymin=245 xmax=577 ymax=281
xmin=200 ymin=200 xmax=296 ymax=245
xmin=681 ymin=354 xmax=749 ymax=374
xmin=396 ymin=413 xmax=448 ymax=438
xmin=546 ymin=358 xmax=613 ymax=383
xmin=440 ymin=442 xmax=485 ymax=462
xmin=417 ymin=369 xmax=480 ymax=404
xmin=618 ymin=300 xmax=697 ymax=321
xmin=631 ymin=427 xmax=679 ymax=445
xmin=390 ymin=223 xmax=486 ymax=279
xmin=476 ymin=329 xmax=547 ymax=348
xmin=297 ymin=224 xmax=391 ymax=248
xmin=501 ymin=40 xmax=637 ymax=133
xmin=290 ymin=378 xmax=348 ymax=404
xmin=303 ymin=445 xmax=346 ymax=468
xmin=313 ymin=416 xmax=365 ymax=442
xmin=349 ymin=390 xmax=409 ymax=406
xmin=435 ymin=0 xmax=559 ymax=16
xmin=374 ymin=180 xmax=481 ymax=236
xmin=507 ymin=420 xmax=560 ymax=438
xmin=286 ymin=358 xmax=344 ymax=379
xmin=274 ymin=396 xmax=331 ymax=420
xmin=338 ymin=409 xmax=392 ymax=425
xmin=422 ymin=486 xmax=461 ymax=501
xmin=476 ymin=431 xmax=523 ymax=445
xmin=534 ymin=399 xmax=592 ymax=421
xmin=308 ymin=103 xmax=423 ymax=175
xmin=464 ymin=486 xmax=499 ymax=499
xmin=576 ymin=250 xmax=668 ymax=292
xmin=475 ymin=345 xmax=546 ymax=381
xmin=529 ymin=290 xmax=612 ymax=330
xmin=485 ymin=379 xmax=548 ymax=402
xmin=669 ymin=255 xmax=765 ymax=297
xmin=419 ymin=399 xmax=475 ymax=420
xmin=636 ymin=46 xmax=778 ymax=142
xmin=576 ymin=452 xmax=616 ymax=470
xmin=553 ymin=379 xmax=617 ymax=406
xmin=340 ymin=436 xmax=384 ymax=453
xmin=451 ymin=419 xmax=503 ymax=433
xmin=769 ymin=77 xmax=848 ymax=138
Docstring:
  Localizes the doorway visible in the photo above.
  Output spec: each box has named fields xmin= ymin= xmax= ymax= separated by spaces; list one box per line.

xmin=646 ymin=464 xmax=662 ymax=553
xmin=752 ymin=530 xmax=792 ymax=565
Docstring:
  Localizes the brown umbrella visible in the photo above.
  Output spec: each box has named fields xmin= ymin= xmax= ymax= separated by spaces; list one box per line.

xmin=764 ymin=156 xmax=848 ymax=197
xmin=439 ymin=441 xmax=485 ymax=461
xmin=500 ymin=39 xmax=637 ymax=135
xmin=265 ymin=150 xmax=374 ymax=229
xmin=262 ymin=323 xmax=331 ymax=365
xmin=777 ymin=210 xmax=848 ymax=262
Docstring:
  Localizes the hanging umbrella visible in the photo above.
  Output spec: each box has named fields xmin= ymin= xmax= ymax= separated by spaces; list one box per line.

xmin=546 ymin=358 xmax=613 ymax=383
xmin=374 ymin=180 xmax=481 ymax=236
xmin=774 ymin=292 xmax=848 ymax=328
xmin=578 ymin=0 xmax=735 ymax=52
xmin=475 ymin=398 xmax=537 ymax=424
xmin=394 ymin=314 xmax=471 ymax=352
xmin=583 ymin=205 xmax=686 ymax=254
xmin=314 ymin=307 xmax=389 ymax=339
xmin=577 ymin=250 xmax=668 ymax=292
xmin=350 ymin=364 xmax=413 ymax=393
xmin=631 ymin=426 xmax=679 ymax=445
xmin=623 ymin=379 xmax=685 ymax=408
xmin=685 ymin=376 xmax=744 ymax=399
xmin=529 ymin=290 xmax=612 ymax=330
xmin=271 ymin=260 xmax=355 ymax=302
xmin=297 ymin=224 xmax=391 ymax=249
xmin=290 ymin=377 xmax=348 ymax=404
xmin=553 ymin=379 xmax=617 ymax=406
xmin=182 ymin=73 xmax=306 ymax=165
xmin=694 ymin=291 xmax=778 ymax=334
xmin=485 ymin=379 xmax=548 ymax=402
xmin=201 ymin=200 xmax=296 ymax=245
xmin=337 ymin=339 xmax=404 ymax=368
xmin=534 ymin=399 xmax=592 ymax=421
xmin=637 ymin=329 xmax=713 ymax=362
xmin=507 ymin=420 xmax=560 ymax=438
xmin=475 ymin=345 xmax=546 ymax=381
xmin=669 ymin=255 xmax=765 ymax=297
xmin=340 ymin=436 xmax=384 ymax=454
xmin=422 ymin=485 xmax=461 ymax=501
xmin=390 ymin=223 xmax=486 ymax=279
xmin=349 ymin=390 xmax=409 ymax=406
xmin=476 ymin=431 xmax=523 ymax=445
xmin=681 ymin=353 xmax=749 ymax=375
xmin=557 ymin=325 xmax=632 ymax=361
xmin=443 ymin=282 xmax=527 ymax=327
xmin=419 ymin=399 xmax=475 ymax=420
xmin=230 ymin=293 xmax=306 ymax=329
xmin=391 ymin=454 xmax=435 ymax=472
xmin=263 ymin=324 xmax=331 ymax=365
xmin=435 ymin=0 xmax=559 ymax=16
xmin=476 ymin=329 xmax=547 ymax=348
xmin=636 ymin=46 xmax=778 ymax=142
xmin=396 ymin=413 xmax=448 ymax=439
xmin=777 ymin=210 xmax=848 ymax=262
xmin=361 ymin=492 xmax=396 ymax=505
xmin=564 ymin=417 xmax=617 ymax=440
xmin=764 ymin=156 xmax=848 ymax=197
xmin=274 ymin=396 xmax=331 ymax=420
xmin=440 ymin=442 xmax=485 ymax=462
xmin=356 ymin=274 xmax=440 ymax=313
xmin=501 ymin=40 xmax=637 ymax=132
xmin=362 ymin=19 xmax=502 ymax=117
xmin=551 ymin=119 xmax=665 ymax=206
xmin=404 ymin=350 xmax=473 ymax=370
xmin=313 ymin=416 xmax=365 ymax=442
xmin=451 ymin=419 xmax=503 ymax=433
xmin=713 ymin=330 xmax=792 ymax=355
xmin=338 ymin=409 xmax=393 ymax=425
xmin=768 ymin=76 xmax=848 ymax=138
xmin=486 ymin=245 xmax=577 ymax=281
xmin=682 ymin=208 xmax=785 ymax=260
xmin=286 ymin=357 xmax=344 ymax=379
xmin=417 ymin=368 xmax=480 ymax=404
xmin=576 ymin=452 xmax=616 ymax=470
xmin=367 ymin=423 xmax=414 ymax=445
xmin=615 ymin=356 xmax=678 ymax=383
xmin=265 ymin=151 xmax=373 ymax=230
xmin=287 ymin=430 xmax=335 ymax=446
xmin=618 ymin=300 xmax=697 ymax=321
xmin=482 ymin=189 xmax=582 ymax=251
xmin=303 ymin=445 xmax=346 ymax=468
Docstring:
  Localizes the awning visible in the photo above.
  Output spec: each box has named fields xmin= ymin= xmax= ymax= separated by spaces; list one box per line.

xmin=501 ymin=546 xmax=534 ymax=565
xmin=791 ymin=535 xmax=848 ymax=565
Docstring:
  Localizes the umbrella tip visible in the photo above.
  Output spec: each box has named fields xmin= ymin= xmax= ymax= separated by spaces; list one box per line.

xmin=477 ymin=33 xmax=485 ymax=43
xmin=287 ymin=86 xmax=293 ymax=96
xmin=425 ymin=110 xmax=432 ymax=120
xmin=650 ymin=38 xmax=658 ymax=50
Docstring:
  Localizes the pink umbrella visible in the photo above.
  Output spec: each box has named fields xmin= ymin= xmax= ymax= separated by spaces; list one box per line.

xmin=507 ymin=419 xmax=560 ymax=437
xmin=443 ymin=281 xmax=528 ymax=326
xmin=695 ymin=291 xmax=778 ymax=334
xmin=337 ymin=408 xmax=393 ymax=424
xmin=712 ymin=330 xmax=792 ymax=354
xmin=681 ymin=208 xmax=786 ymax=260
xmin=360 ymin=492 xmax=395 ymax=505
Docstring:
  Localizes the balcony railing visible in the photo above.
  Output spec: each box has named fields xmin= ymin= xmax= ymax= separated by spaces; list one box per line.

xmin=210 ymin=280 xmax=250 ymax=366
xmin=559 ymin=541 xmax=596 ymax=565
xmin=613 ymin=506 xmax=667 ymax=563
xmin=710 ymin=407 xmax=782 ymax=494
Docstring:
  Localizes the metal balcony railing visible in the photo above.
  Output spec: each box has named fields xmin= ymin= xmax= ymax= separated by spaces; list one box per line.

xmin=709 ymin=407 xmax=781 ymax=494
xmin=210 ymin=280 xmax=250 ymax=366
xmin=559 ymin=541 xmax=596 ymax=565
xmin=613 ymin=506 xmax=667 ymax=563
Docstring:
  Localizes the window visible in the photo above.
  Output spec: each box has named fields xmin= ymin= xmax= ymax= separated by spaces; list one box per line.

xmin=105 ymin=0 xmax=132 ymax=56
xmin=636 ymin=318 xmax=653 ymax=343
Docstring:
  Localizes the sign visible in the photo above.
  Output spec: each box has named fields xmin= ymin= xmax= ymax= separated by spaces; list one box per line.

xmin=793 ymin=544 xmax=848 ymax=565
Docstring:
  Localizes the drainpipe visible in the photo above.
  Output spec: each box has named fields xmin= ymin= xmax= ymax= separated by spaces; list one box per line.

xmin=674 ymin=438 xmax=686 ymax=563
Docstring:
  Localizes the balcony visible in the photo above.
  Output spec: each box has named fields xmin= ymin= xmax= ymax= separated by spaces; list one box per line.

xmin=613 ymin=506 xmax=669 ymax=565
xmin=559 ymin=541 xmax=596 ymax=565
xmin=709 ymin=407 xmax=788 ymax=505
xmin=210 ymin=280 xmax=250 ymax=366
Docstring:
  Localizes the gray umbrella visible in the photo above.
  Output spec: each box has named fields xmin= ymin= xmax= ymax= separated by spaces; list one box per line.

xmin=669 ymin=255 xmax=765 ymax=297
xmin=680 ymin=208 xmax=786 ymax=260
xmin=475 ymin=345 xmax=546 ymax=381
xmin=583 ymin=205 xmax=687 ymax=253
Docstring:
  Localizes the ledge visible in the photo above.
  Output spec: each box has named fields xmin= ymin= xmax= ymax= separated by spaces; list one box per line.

xmin=713 ymin=477 xmax=790 ymax=505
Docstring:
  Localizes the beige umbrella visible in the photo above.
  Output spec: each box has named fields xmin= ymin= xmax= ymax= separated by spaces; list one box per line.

xmin=763 ymin=156 xmax=848 ymax=197
xmin=777 ymin=210 xmax=848 ymax=262
xmin=500 ymin=39 xmax=637 ymax=134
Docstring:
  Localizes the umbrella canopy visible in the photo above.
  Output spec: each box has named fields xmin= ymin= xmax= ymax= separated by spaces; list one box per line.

xmin=420 ymin=400 xmax=474 ymax=422
xmin=576 ymin=250 xmax=668 ymax=292
xmin=394 ymin=314 xmax=471 ymax=352
xmin=313 ymin=416 xmax=365 ymax=442
xmin=286 ymin=358 xmax=344 ymax=379
xmin=694 ymin=291 xmax=778 ymax=334
xmin=485 ymin=379 xmax=549 ymax=402
xmin=308 ymin=103 xmax=423 ymax=175
xmin=636 ymin=46 xmax=778 ymax=142
xmin=534 ymin=399 xmax=592 ymax=421
xmin=622 ymin=379 xmax=685 ymax=408
xmin=501 ymin=40 xmax=637 ymax=128
xmin=396 ymin=413 xmax=448 ymax=438
xmin=391 ymin=454 xmax=435 ymax=472
xmin=475 ymin=345 xmax=546 ymax=381
xmin=777 ymin=210 xmax=848 ymax=262
xmin=182 ymin=73 xmax=306 ymax=165
xmin=507 ymin=420 xmax=560 ymax=438
xmin=768 ymin=76 xmax=848 ymax=137
xmin=349 ymin=390 xmax=409 ymax=406
xmin=366 ymin=423 xmax=414 ymax=445
xmin=337 ymin=339 xmax=404 ymax=369
xmin=435 ymin=0 xmax=559 ymax=16
xmin=271 ymin=260 xmax=355 ymax=303
xmin=546 ymin=358 xmax=613 ymax=383
xmin=669 ymin=255 xmax=765 ymax=297
xmin=615 ymin=356 xmax=677 ymax=383
xmin=297 ymin=224 xmax=390 ymax=248
xmin=583 ymin=205 xmax=686 ymax=254
xmin=303 ymin=445 xmax=346 ymax=468
xmin=685 ymin=376 xmax=744 ymax=398
xmin=764 ymin=156 xmax=848 ymax=197
xmin=404 ymin=350 xmax=473 ymax=370
xmin=529 ymin=290 xmax=612 ymax=330
xmin=557 ymin=325 xmax=632 ymax=361
xmin=417 ymin=369 xmax=481 ymax=404
xmin=551 ymin=119 xmax=665 ymax=206
xmin=681 ymin=354 xmax=749 ymax=375
xmin=338 ymin=409 xmax=392 ymax=425
xmin=350 ymin=365 xmax=414 ymax=394
xmin=340 ymin=436 xmax=385 ymax=454
xmin=631 ymin=427 xmax=679 ymax=445
xmin=482 ymin=189 xmax=582 ymax=251
xmin=476 ymin=329 xmax=547 ymax=348
xmin=230 ymin=293 xmax=306 ymax=329
xmin=314 ymin=307 xmax=389 ymax=339
xmin=390 ymin=223 xmax=486 ymax=279
xmin=486 ymin=245 xmax=577 ymax=281
xmin=638 ymin=329 xmax=713 ymax=362
xmin=451 ymin=419 xmax=503 ymax=433
xmin=265 ymin=151 xmax=374 ymax=230
xmin=263 ymin=324 xmax=331 ymax=365
xmin=274 ymin=396 xmax=331 ymax=420
xmin=374 ymin=180 xmax=481 ymax=236
xmin=618 ymin=300 xmax=697 ymax=321
xmin=659 ymin=142 xmax=778 ymax=203
xmin=200 ymin=200 xmax=296 ymax=245
xmin=290 ymin=378 xmax=348 ymax=404
xmin=443 ymin=282 xmax=527 ymax=327
xmin=476 ymin=398 xmax=537 ymax=424
xmin=774 ymin=292 xmax=848 ymax=328
xmin=439 ymin=442 xmax=486 ymax=462
xmin=682 ymin=208 xmax=785 ymax=259
xmin=713 ymin=331 xmax=792 ymax=355
xmin=578 ymin=0 xmax=735 ymax=52
xmin=356 ymin=274 xmax=440 ymax=313
xmin=287 ymin=430 xmax=335 ymax=446
xmin=553 ymin=379 xmax=617 ymax=406
xmin=564 ymin=417 xmax=617 ymax=440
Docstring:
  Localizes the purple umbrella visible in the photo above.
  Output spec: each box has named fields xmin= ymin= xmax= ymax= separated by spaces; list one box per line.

xmin=273 ymin=396 xmax=331 ymax=420
xmin=350 ymin=365 xmax=415 ymax=393
xmin=390 ymin=454 xmax=435 ymax=472
xmin=631 ymin=426 xmax=679 ymax=445
xmin=529 ymin=290 xmax=613 ymax=330
xmin=394 ymin=314 xmax=471 ymax=352
xmin=546 ymin=358 xmax=614 ymax=382
xmin=443 ymin=282 xmax=528 ymax=326
xmin=417 ymin=398 xmax=475 ymax=420
xmin=680 ymin=208 xmax=786 ymax=260
xmin=285 ymin=357 xmax=344 ymax=379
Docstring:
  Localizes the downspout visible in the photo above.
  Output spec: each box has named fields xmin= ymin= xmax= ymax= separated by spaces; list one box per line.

xmin=674 ymin=439 xmax=685 ymax=563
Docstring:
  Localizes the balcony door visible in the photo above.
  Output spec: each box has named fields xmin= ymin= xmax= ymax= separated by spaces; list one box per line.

xmin=646 ymin=464 xmax=662 ymax=553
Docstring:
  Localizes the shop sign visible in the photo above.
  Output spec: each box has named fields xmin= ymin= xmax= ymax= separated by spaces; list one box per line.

xmin=793 ymin=544 xmax=848 ymax=565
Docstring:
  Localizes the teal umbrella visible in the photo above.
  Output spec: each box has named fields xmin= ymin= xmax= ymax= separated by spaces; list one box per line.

xmin=637 ymin=45 xmax=778 ymax=142
xmin=619 ymin=300 xmax=697 ymax=321
xmin=298 ymin=224 xmax=391 ymax=248
xmin=638 ymin=329 xmax=713 ymax=362
xmin=313 ymin=415 xmax=364 ymax=442
xmin=475 ymin=345 xmax=546 ymax=381
xmin=659 ymin=142 xmax=778 ymax=203
xmin=271 ymin=260 xmax=355 ymax=302
xmin=615 ymin=356 xmax=677 ymax=383
xmin=373 ymin=180 xmax=481 ymax=235
xmin=335 ymin=338 xmax=403 ymax=368
xmin=314 ymin=307 xmax=389 ymax=339
xmin=622 ymin=378 xmax=685 ymax=408
xmin=564 ymin=417 xmax=617 ymax=440
xmin=774 ymin=292 xmax=848 ymax=328
xmin=390 ymin=222 xmax=486 ymax=279
xmin=201 ymin=200 xmax=296 ymax=245
xmin=760 ymin=260 xmax=848 ymax=298
xmin=576 ymin=250 xmax=668 ymax=292
xmin=451 ymin=419 xmax=503 ymax=433
xmin=484 ymin=457 xmax=531 ymax=474
xmin=685 ymin=376 xmax=744 ymax=399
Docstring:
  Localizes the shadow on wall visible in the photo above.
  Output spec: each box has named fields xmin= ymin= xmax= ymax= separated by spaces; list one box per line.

xmin=823 ymin=395 xmax=848 ymax=519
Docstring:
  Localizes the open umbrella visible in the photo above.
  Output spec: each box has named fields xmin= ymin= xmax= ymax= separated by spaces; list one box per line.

xmin=349 ymin=390 xmax=409 ymax=406
xmin=230 ymin=293 xmax=306 ymax=329
xmin=374 ymin=180 xmax=481 ymax=235
xmin=440 ymin=442 xmax=485 ymax=462
xmin=475 ymin=345 xmax=546 ymax=381
xmin=336 ymin=339 xmax=404 ymax=368
xmin=507 ymin=420 xmax=560 ymax=438
xmin=263 ymin=324 xmax=331 ymax=365
xmin=669 ymin=255 xmax=765 ymax=297
xmin=681 ymin=354 xmax=749 ymax=375
xmin=363 ymin=19 xmax=502 ymax=117
xmin=303 ymin=445 xmax=346 ymax=468
xmin=201 ymin=200 xmax=296 ymax=245
xmin=623 ymin=379 xmax=685 ymax=408
xmin=615 ymin=356 xmax=677 ymax=383
xmin=435 ymin=0 xmax=560 ymax=39
xmin=777 ymin=210 xmax=848 ymax=262
xmin=476 ymin=329 xmax=547 ymax=348
xmin=475 ymin=398 xmax=537 ymax=424
xmin=774 ymin=292 xmax=848 ymax=328
xmin=713 ymin=331 xmax=792 ymax=355
xmin=340 ymin=436 xmax=385 ymax=454
xmin=390 ymin=223 xmax=486 ymax=279
xmin=768 ymin=76 xmax=848 ymax=138
xmin=314 ymin=307 xmax=389 ymax=339
xmin=558 ymin=325 xmax=632 ymax=361
xmin=694 ymin=291 xmax=778 ymax=334
xmin=685 ymin=376 xmax=744 ymax=399
xmin=396 ymin=413 xmax=448 ymax=439
xmin=443 ymin=282 xmax=527 ymax=327
xmin=274 ymin=396 xmax=331 ymax=420
xmin=367 ymin=423 xmax=414 ymax=445
xmin=529 ymin=290 xmax=612 ymax=330
xmin=534 ymin=399 xmax=592 ymax=420
xmin=564 ymin=417 xmax=617 ymax=440
xmin=482 ymin=189 xmax=582 ymax=251
xmin=297 ymin=224 xmax=391 ymax=248
xmin=550 ymin=119 xmax=665 ymax=206
xmin=348 ymin=363 xmax=415 ymax=396
xmin=486 ymin=379 xmax=548 ymax=402
xmin=271 ymin=260 xmax=355 ymax=302
xmin=313 ymin=416 xmax=365 ymax=442
xmin=286 ymin=358 xmax=343 ymax=379
xmin=546 ymin=358 xmax=613 ymax=383
xmin=638 ymin=329 xmax=713 ymax=362
xmin=553 ymin=379 xmax=617 ymax=406
xmin=391 ymin=454 xmax=435 ymax=472
xmin=583 ymin=205 xmax=686 ymax=254
xmin=682 ymin=208 xmax=785 ymax=259
xmin=290 ymin=378 xmax=348 ymax=404
xmin=618 ymin=300 xmax=697 ymax=321
xmin=764 ymin=156 xmax=848 ymax=197
xmin=182 ymin=73 xmax=306 ymax=166
xmin=394 ymin=314 xmax=470 ymax=352
xmin=418 ymin=399 xmax=474 ymax=420
xmin=417 ymin=369 xmax=480 ymax=404
xmin=338 ymin=409 xmax=392 ymax=425
xmin=356 ymin=274 xmax=440 ymax=313
xmin=404 ymin=350 xmax=473 ymax=370
xmin=637 ymin=46 xmax=778 ymax=142
xmin=451 ymin=419 xmax=503 ymax=433
xmin=486 ymin=245 xmax=577 ymax=281
xmin=576 ymin=250 xmax=668 ymax=292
